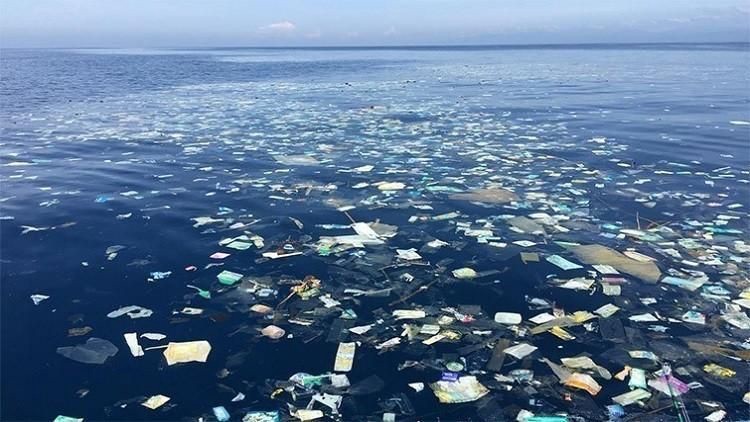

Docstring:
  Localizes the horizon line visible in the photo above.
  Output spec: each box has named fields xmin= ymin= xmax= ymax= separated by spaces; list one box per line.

xmin=2 ymin=40 xmax=749 ymax=50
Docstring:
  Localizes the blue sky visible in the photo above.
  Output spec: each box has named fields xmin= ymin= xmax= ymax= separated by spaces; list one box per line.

xmin=1 ymin=0 xmax=748 ymax=47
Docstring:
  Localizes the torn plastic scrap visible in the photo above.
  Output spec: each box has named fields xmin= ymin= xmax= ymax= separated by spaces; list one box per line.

xmin=142 ymin=394 xmax=170 ymax=410
xmin=449 ymin=187 xmax=517 ymax=204
xmin=541 ymin=357 xmax=572 ymax=383
xmin=57 ymin=337 xmax=119 ymax=364
xmin=140 ymin=333 xmax=166 ymax=341
xmin=408 ymin=382 xmax=425 ymax=392
xmin=375 ymin=337 xmax=401 ymax=350
xmin=191 ymin=216 xmax=224 ymax=227
xmin=310 ymin=393 xmax=342 ymax=413
xmin=705 ymin=410 xmax=726 ymax=422
xmin=546 ymin=255 xmax=583 ymax=270
xmin=563 ymin=373 xmax=602 ymax=396
xmin=333 ymin=342 xmax=356 ymax=372
xmin=351 ymin=222 xmax=379 ymax=239
xmin=217 ymin=270 xmax=243 ymax=285
xmin=213 ymin=406 xmax=231 ymax=422
xmin=293 ymin=409 xmax=324 ymax=421
xmin=628 ymin=350 xmax=659 ymax=361
xmin=661 ymin=276 xmax=706 ymax=292
xmin=525 ymin=415 xmax=570 ymax=422
xmin=568 ymin=244 xmax=661 ymax=283
xmin=452 ymin=267 xmax=477 ymax=279
xmin=503 ymin=343 xmax=538 ymax=359
xmin=162 ymin=341 xmax=211 ymax=365
xmin=243 ymin=411 xmax=279 ymax=421
xmin=509 ymin=216 xmax=546 ymax=234
xmin=377 ymin=182 xmax=406 ymax=191
xmin=392 ymin=309 xmax=426 ymax=320
xmin=54 ymin=416 xmax=83 ymax=422
xmin=262 ymin=251 xmax=303 ymax=259
xmin=722 ymin=312 xmax=750 ymax=329
xmin=530 ymin=311 xmax=596 ymax=335
xmin=124 ymin=332 xmax=144 ymax=357
xmin=107 ymin=305 xmax=153 ymax=319
xmin=628 ymin=368 xmax=647 ymax=390
xmin=549 ymin=326 xmax=576 ymax=340
xmin=560 ymin=356 xmax=611 ymax=379
xmin=430 ymin=376 xmax=489 ymax=403
xmin=494 ymin=312 xmax=522 ymax=325
xmin=594 ymin=303 xmax=620 ymax=318
xmin=648 ymin=373 xmax=690 ymax=397
xmin=396 ymin=248 xmax=422 ymax=261
xmin=648 ymin=375 xmax=690 ymax=397
xmin=703 ymin=363 xmax=735 ymax=378
xmin=612 ymin=389 xmax=651 ymax=406
xmin=261 ymin=325 xmax=286 ymax=339
xmin=274 ymin=155 xmax=320 ymax=166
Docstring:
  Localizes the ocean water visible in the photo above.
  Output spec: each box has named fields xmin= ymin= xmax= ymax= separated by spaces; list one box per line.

xmin=1 ymin=45 xmax=749 ymax=421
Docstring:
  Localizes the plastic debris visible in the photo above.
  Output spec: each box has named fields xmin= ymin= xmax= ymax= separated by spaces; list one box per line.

xmin=162 ymin=341 xmax=211 ymax=365
xmin=703 ymin=363 xmax=736 ymax=378
xmin=449 ymin=187 xmax=518 ymax=203
xmin=451 ymin=267 xmax=477 ymax=279
xmin=7 ymin=46 xmax=750 ymax=422
xmin=408 ymin=382 xmax=424 ymax=392
xmin=243 ymin=411 xmax=281 ymax=422
xmin=392 ymin=309 xmax=426 ymax=320
xmin=560 ymin=356 xmax=611 ymax=379
xmin=430 ymin=376 xmax=489 ymax=403
xmin=293 ymin=409 xmax=324 ymax=421
xmin=123 ymin=332 xmax=144 ymax=357
xmin=377 ymin=182 xmax=406 ymax=191
xmin=260 ymin=325 xmax=285 ymax=339
xmin=142 ymin=394 xmax=170 ymax=410
xmin=568 ymin=244 xmax=661 ymax=282
xmin=563 ymin=373 xmax=602 ymax=396
xmin=333 ymin=342 xmax=356 ymax=372
xmin=106 ymin=305 xmax=153 ymax=319
xmin=213 ymin=406 xmax=231 ymax=422
xmin=503 ymin=343 xmax=538 ymax=359
xmin=53 ymin=416 xmax=83 ymax=422
xmin=494 ymin=312 xmax=523 ymax=325
xmin=140 ymin=333 xmax=166 ymax=341
xmin=217 ymin=270 xmax=243 ymax=285
xmin=545 ymin=255 xmax=583 ymax=270
xmin=56 ymin=337 xmax=119 ymax=364
xmin=705 ymin=410 xmax=727 ymax=422
xmin=612 ymin=389 xmax=651 ymax=406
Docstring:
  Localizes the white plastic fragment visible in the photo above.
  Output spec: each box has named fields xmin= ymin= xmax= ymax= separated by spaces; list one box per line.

xmin=142 ymin=394 xmax=170 ymax=410
xmin=503 ymin=343 xmax=538 ymax=359
xmin=140 ymin=333 xmax=167 ymax=341
xmin=494 ymin=312 xmax=522 ymax=325
xmin=124 ymin=332 xmax=144 ymax=357
xmin=107 ymin=305 xmax=153 ymax=319
xmin=333 ymin=342 xmax=356 ymax=372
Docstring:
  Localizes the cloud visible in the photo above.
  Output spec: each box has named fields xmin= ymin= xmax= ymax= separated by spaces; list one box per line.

xmin=258 ymin=21 xmax=296 ymax=35
xmin=384 ymin=26 xmax=398 ymax=36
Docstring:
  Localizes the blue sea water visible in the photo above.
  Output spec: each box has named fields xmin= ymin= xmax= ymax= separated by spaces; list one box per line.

xmin=1 ymin=44 xmax=749 ymax=421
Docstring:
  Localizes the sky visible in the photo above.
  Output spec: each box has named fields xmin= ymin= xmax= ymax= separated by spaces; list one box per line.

xmin=1 ymin=0 xmax=748 ymax=48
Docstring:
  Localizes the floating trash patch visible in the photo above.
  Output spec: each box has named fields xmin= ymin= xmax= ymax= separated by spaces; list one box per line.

xmin=1 ymin=47 xmax=749 ymax=421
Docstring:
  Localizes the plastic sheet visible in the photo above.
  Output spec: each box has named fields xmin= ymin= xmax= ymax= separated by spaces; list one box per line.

xmin=56 ymin=338 xmax=119 ymax=364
